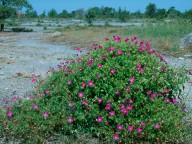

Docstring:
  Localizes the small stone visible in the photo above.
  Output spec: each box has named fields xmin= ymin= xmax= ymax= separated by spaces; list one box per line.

xmin=7 ymin=60 xmax=15 ymax=64
xmin=184 ymin=54 xmax=192 ymax=57
xmin=178 ymin=57 xmax=184 ymax=60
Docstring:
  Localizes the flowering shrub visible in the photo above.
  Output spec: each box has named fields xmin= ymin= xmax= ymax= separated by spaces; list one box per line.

xmin=0 ymin=36 xmax=189 ymax=143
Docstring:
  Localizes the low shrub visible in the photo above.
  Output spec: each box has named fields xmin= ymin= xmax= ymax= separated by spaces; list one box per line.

xmin=12 ymin=27 xmax=33 ymax=32
xmin=0 ymin=36 xmax=190 ymax=143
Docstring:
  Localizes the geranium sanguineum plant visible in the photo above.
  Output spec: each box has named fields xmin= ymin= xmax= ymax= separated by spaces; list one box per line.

xmin=0 ymin=36 xmax=189 ymax=143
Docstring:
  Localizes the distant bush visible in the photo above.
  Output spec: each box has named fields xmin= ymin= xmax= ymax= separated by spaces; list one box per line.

xmin=12 ymin=27 xmax=33 ymax=32
xmin=0 ymin=36 xmax=190 ymax=143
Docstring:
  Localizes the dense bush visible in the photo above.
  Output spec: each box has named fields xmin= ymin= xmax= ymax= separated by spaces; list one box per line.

xmin=0 ymin=36 xmax=189 ymax=143
xmin=12 ymin=27 xmax=33 ymax=32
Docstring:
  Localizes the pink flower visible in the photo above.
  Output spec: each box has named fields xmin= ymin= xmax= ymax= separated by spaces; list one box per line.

xmin=125 ymin=37 xmax=130 ymax=42
xmin=129 ymin=98 xmax=134 ymax=103
xmin=117 ymin=124 xmax=123 ymax=130
xmin=82 ymin=100 xmax=87 ymax=105
xmin=39 ymin=92 xmax=43 ymax=96
xmin=96 ymin=74 xmax=101 ymax=78
xmin=108 ymin=47 xmax=115 ymax=51
xmin=76 ymin=47 xmax=82 ymax=52
xmin=121 ymin=108 xmax=128 ymax=115
xmin=33 ymin=104 xmax=38 ymax=110
xmin=127 ymin=105 xmax=132 ymax=111
xmin=97 ymin=63 xmax=103 ymax=68
xmin=105 ymin=104 xmax=111 ymax=111
xmin=113 ymin=134 xmax=119 ymax=141
xmin=109 ymin=110 xmax=115 ymax=116
xmin=116 ymin=90 xmax=121 ymax=95
xmin=164 ymin=89 xmax=169 ymax=94
xmin=81 ymin=82 xmax=86 ymax=88
xmin=116 ymin=49 xmax=122 ymax=54
xmin=105 ymin=37 xmax=109 ymax=41
xmin=137 ymin=127 xmax=143 ymax=133
xmin=161 ymin=66 xmax=166 ymax=71
xmin=68 ymin=117 xmax=74 ymax=123
xmin=88 ymin=80 xmax=94 ymax=86
xmin=130 ymin=77 xmax=134 ymax=85
xmin=68 ymin=70 xmax=73 ymax=74
xmin=68 ymin=101 xmax=74 ymax=107
xmin=140 ymin=122 xmax=146 ymax=127
xmin=165 ymin=98 xmax=170 ymax=103
xmin=136 ymin=64 xmax=141 ymax=68
xmin=32 ymin=78 xmax=36 ymax=83
xmin=110 ymin=68 xmax=116 ymax=74
xmin=102 ymin=56 xmax=107 ymax=59
xmin=63 ymin=67 xmax=67 ymax=71
xmin=105 ymin=121 xmax=109 ymax=125
xmin=78 ymin=92 xmax=84 ymax=98
xmin=154 ymin=123 xmax=160 ymax=129
xmin=87 ymin=105 xmax=91 ymax=110
xmin=45 ymin=89 xmax=50 ymax=95
xmin=127 ymin=125 xmax=134 ymax=131
xmin=126 ymin=87 xmax=130 ymax=92
xmin=97 ymin=98 xmax=103 ymax=103
xmin=146 ymin=90 xmax=151 ymax=95
xmin=68 ymin=80 xmax=72 ymax=85
xmin=43 ymin=112 xmax=48 ymax=118
xmin=120 ymin=104 xmax=125 ymax=109
xmin=172 ymin=98 xmax=178 ymax=105
xmin=7 ymin=111 xmax=12 ymax=118
xmin=140 ymin=68 xmax=144 ymax=73
xmin=189 ymin=70 xmax=192 ymax=75
xmin=87 ymin=61 xmax=92 ymax=67
xmin=78 ymin=68 xmax=83 ymax=71
xmin=96 ymin=116 xmax=103 ymax=122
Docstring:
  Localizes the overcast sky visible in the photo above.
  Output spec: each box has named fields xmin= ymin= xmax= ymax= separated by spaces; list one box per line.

xmin=28 ymin=0 xmax=192 ymax=14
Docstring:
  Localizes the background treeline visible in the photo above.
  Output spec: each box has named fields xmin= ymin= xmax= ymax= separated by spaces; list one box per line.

xmin=23 ymin=3 xmax=192 ymax=22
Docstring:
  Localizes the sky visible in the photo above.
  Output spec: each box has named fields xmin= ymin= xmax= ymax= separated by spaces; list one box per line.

xmin=28 ymin=0 xmax=192 ymax=14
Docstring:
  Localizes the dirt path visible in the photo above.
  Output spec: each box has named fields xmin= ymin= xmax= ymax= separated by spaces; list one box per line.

xmin=0 ymin=32 xmax=77 ymax=102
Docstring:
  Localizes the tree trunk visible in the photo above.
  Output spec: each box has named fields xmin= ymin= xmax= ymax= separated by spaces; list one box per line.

xmin=0 ymin=23 xmax=4 ymax=32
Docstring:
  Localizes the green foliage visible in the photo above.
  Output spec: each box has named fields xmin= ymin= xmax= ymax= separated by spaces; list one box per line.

xmin=12 ymin=27 xmax=33 ymax=32
xmin=85 ymin=8 xmax=96 ymax=25
xmin=145 ymin=3 xmax=157 ymax=18
xmin=48 ymin=8 xmax=58 ymax=18
xmin=0 ymin=36 xmax=189 ymax=143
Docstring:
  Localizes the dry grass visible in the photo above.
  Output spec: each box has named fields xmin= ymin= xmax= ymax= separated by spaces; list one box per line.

xmin=50 ymin=21 xmax=192 ymax=56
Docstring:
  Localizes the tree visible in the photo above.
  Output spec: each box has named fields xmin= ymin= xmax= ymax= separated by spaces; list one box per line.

xmin=145 ymin=3 xmax=157 ymax=18
xmin=85 ymin=8 xmax=97 ymax=25
xmin=0 ymin=0 xmax=32 ymax=31
xmin=156 ymin=8 xmax=167 ymax=19
xmin=167 ymin=6 xmax=181 ymax=18
xmin=58 ymin=10 xmax=70 ymax=18
xmin=118 ymin=7 xmax=130 ymax=22
xmin=183 ymin=9 xmax=192 ymax=21
xmin=48 ymin=9 xmax=58 ymax=18
xmin=25 ymin=9 xmax=38 ymax=18
xmin=39 ymin=10 xmax=46 ymax=18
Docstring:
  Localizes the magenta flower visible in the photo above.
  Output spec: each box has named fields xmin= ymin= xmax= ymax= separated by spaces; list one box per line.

xmin=97 ymin=63 xmax=103 ymax=68
xmin=164 ymin=89 xmax=169 ymax=94
xmin=39 ymin=92 xmax=43 ymax=96
xmin=45 ymin=89 xmax=50 ymax=95
xmin=182 ymin=105 xmax=186 ymax=111
xmin=81 ymin=100 xmax=87 ymax=106
xmin=189 ymin=70 xmax=192 ymax=75
xmin=105 ymin=104 xmax=111 ymax=111
xmin=87 ymin=61 xmax=92 ymax=67
xmin=105 ymin=37 xmax=109 ymax=41
xmin=125 ymin=37 xmax=130 ymax=42
xmin=7 ymin=106 xmax=12 ymax=111
xmin=129 ymin=98 xmax=134 ymax=103
xmin=146 ymin=90 xmax=151 ymax=95
xmin=140 ymin=122 xmax=146 ymax=127
xmin=130 ymin=77 xmax=134 ymax=85
xmin=165 ymin=98 xmax=170 ymax=103
xmin=31 ymin=78 xmax=36 ymax=83
xmin=116 ymin=49 xmax=122 ymax=54
xmin=120 ymin=104 xmax=125 ymax=109
xmin=116 ymin=90 xmax=121 ymax=95
xmin=88 ymin=80 xmax=94 ymax=86
xmin=172 ymin=98 xmax=178 ymax=105
xmin=81 ymin=82 xmax=86 ymax=88
xmin=96 ymin=116 xmax=103 ymax=122
xmin=105 ymin=121 xmax=109 ymax=125
xmin=68 ymin=80 xmax=72 ymax=85
xmin=76 ymin=47 xmax=82 ymax=52
xmin=127 ymin=105 xmax=132 ymax=111
xmin=96 ymin=74 xmax=101 ymax=78
xmin=127 ymin=125 xmax=134 ymax=131
xmin=7 ymin=111 xmax=12 ymax=118
xmin=109 ymin=110 xmax=115 ymax=116
xmin=33 ymin=104 xmax=38 ymax=110
xmin=97 ymin=98 xmax=103 ymax=103
xmin=113 ymin=134 xmax=119 ymax=141
xmin=121 ymin=108 xmax=128 ymax=115
xmin=136 ymin=64 xmax=141 ymax=68
xmin=68 ymin=70 xmax=73 ymax=74
xmin=154 ymin=123 xmax=160 ymax=129
xmin=63 ymin=67 xmax=67 ymax=71
xmin=43 ymin=112 xmax=48 ymax=118
xmin=78 ymin=68 xmax=83 ymax=71
xmin=161 ymin=66 xmax=166 ymax=71
xmin=78 ymin=92 xmax=84 ymax=98
xmin=140 ymin=68 xmax=144 ymax=73
xmin=68 ymin=117 xmax=74 ymax=123
xmin=117 ymin=124 xmax=123 ymax=130
xmin=137 ymin=127 xmax=143 ymax=133
xmin=110 ymin=68 xmax=116 ymax=74
xmin=87 ymin=105 xmax=91 ymax=110
xmin=108 ymin=47 xmax=115 ymax=51
xmin=68 ymin=101 xmax=74 ymax=107
xmin=78 ymin=58 xmax=82 ymax=63
xmin=126 ymin=87 xmax=130 ymax=92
